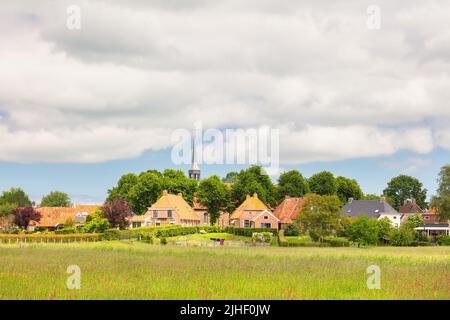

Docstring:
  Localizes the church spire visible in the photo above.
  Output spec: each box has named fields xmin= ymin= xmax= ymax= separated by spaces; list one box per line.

xmin=188 ymin=137 xmax=201 ymax=180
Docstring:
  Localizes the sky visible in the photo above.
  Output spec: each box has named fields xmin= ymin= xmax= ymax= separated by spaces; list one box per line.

xmin=0 ymin=0 xmax=449 ymax=204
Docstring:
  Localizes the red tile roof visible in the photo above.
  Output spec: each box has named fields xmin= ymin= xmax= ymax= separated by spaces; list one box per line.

xmin=273 ymin=197 xmax=305 ymax=224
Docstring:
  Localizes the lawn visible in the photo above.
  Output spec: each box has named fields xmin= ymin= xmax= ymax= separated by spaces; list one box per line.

xmin=0 ymin=242 xmax=448 ymax=300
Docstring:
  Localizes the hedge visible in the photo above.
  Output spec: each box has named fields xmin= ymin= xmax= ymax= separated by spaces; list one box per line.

xmin=225 ymin=226 xmax=278 ymax=237
xmin=0 ymin=233 xmax=102 ymax=243
xmin=437 ymin=235 xmax=450 ymax=246
xmin=278 ymin=229 xmax=330 ymax=247
xmin=103 ymin=225 xmax=223 ymax=240
xmin=323 ymin=236 xmax=350 ymax=247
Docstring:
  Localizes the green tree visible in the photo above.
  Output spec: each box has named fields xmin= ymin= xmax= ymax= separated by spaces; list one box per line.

xmin=347 ymin=216 xmax=379 ymax=246
xmin=277 ymin=170 xmax=309 ymax=201
xmin=336 ymin=176 xmax=364 ymax=204
xmin=430 ymin=165 xmax=450 ymax=221
xmin=82 ymin=209 xmax=110 ymax=233
xmin=383 ymin=175 xmax=427 ymax=211
xmin=376 ymin=217 xmax=393 ymax=242
xmin=128 ymin=171 xmax=164 ymax=215
xmin=296 ymin=194 xmax=345 ymax=242
xmin=389 ymin=226 xmax=414 ymax=246
xmin=107 ymin=173 xmax=139 ymax=204
xmin=0 ymin=188 xmax=32 ymax=207
xmin=40 ymin=191 xmax=72 ymax=207
xmin=197 ymin=176 xmax=230 ymax=225
xmin=308 ymin=171 xmax=337 ymax=196
xmin=161 ymin=169 xmax=198 ymax=205
xmin=231 ymin=166 xmax=276 ymax=208
xmin=404 ymin=213 xmax=425 ymax=230
xmin=222 ymin=172 xmax=239 ymax=184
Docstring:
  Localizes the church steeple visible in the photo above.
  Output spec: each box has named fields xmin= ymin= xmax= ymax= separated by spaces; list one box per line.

xmin=188 ymin=137 xmax=201 ymax=180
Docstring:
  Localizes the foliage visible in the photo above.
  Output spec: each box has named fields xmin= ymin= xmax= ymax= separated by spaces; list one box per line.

xmin=308 ymin=171 xmax=337 ymax=196
xmin=252 ymin=232 xmax=273 ymax=243
xmin=0 ymin=203 xmax=17 ymax=218
xmin=40 ymin=191 xmax=72 ymax=207
xmin=284 ymin=223 xmax=301 ymax=236
xmin=430 ymin=165 xmax=450 ymax=221
xmin=403 ymin=213 xmax=425 ymax=230
xmin=13 ymin=207 xmax=41 ymax=229
xmin=376 ymin=217 xmax=394 ymax=242
xmin=197 ymin=176 xmax=230 ymax=225
xmin=231 ymin=166 xmax=277 ymax=209
xmin=296 ymin=193 xmax=345 ymax=242
xmin=222 ymin=172 xmax=239 ymax=184
xmin=101 ymin=198 xmax=133 ymax=229
xmin=225 ymin=226 xmax=278 ymax=237
xmin=323 ymin=236 xmax=350 ymax=247
xmin=0 ymin=233 xmax=101 ymax=243
xmin=389 ymin=227 xmax=415 ymax=247
xmin=160 ymin=237 xmax=168 ymax=245
xmin=336 ymin=176 xmax=364 ymax=204
xmin=82 ymin=210 xmax=110 ymax=233
xmin=436 ymin=235 xmax=450 ymax=246
xmin=383 ymin=175 xmax=427 ymax=210
xmin=346 ymin=216 xmax=379 ymax=246
xmin=277 ymin=170 xmax=309 ymax=200
xmin=0 ymin=188 xmax=32 ymax=207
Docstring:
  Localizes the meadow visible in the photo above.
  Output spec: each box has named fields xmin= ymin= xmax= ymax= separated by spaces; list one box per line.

xmin=0 ymin=242 xmax=448 ymax=300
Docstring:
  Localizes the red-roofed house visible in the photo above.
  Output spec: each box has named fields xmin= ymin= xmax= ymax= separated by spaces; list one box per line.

xmin=272 ymin=196 xmax=305 ymax=229
xmin=399 ymin=198 xmax=424 ymax=224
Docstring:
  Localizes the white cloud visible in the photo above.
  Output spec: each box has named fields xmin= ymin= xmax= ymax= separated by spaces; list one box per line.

xmin=0 ymin=0 xmax=449 ymax=164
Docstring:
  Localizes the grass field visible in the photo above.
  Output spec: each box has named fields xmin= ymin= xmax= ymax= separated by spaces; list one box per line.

xmin=0 ymin=242 xmax=448 ymax=300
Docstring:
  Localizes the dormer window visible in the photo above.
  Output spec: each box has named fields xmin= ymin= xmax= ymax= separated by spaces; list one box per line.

xmin=374 ymin=209 xmax=379 ymax=213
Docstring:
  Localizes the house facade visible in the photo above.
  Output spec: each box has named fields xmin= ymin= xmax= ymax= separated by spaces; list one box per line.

xmin=272 ymin=196 xmax=304 ymax=229
xmin=230 ymin=193 xmax=279 ymax=229
xmin=130 ymin=190 xmax=200 ymax=228
xmin=342 ymin=197 xmax=401 ymax=227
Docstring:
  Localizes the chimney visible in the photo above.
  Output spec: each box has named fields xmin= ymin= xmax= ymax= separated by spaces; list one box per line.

xmin=246 ymin=195 xmax=250 ymax=200
xmin=348 ymin=198 xmax=353 ymax=203
xmin=253 ymin=193 xmax=258 ymax=199
xmin=412 ymin=198 xmax=416 ymax=205
xmin=285 ymin=195 xmax=291 ymax=200
xmin=178 ymin=192 xmax=183 ymax=197
xmin=380 ymin=196 xmax=385 ymax=203
xmin=163 ymin=190 xmax=168 ymax=196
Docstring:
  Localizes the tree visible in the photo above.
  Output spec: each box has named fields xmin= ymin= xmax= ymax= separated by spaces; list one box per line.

xmin=82 ymin=209 xmax=110 ymax=233
xmin=308 ymin=171 xmax=337 ymax=196
xmin=101 ymin=197 xmax=133 ymax=229
xmin=284 ymin=223 xmax=301 ymax=236
xmin=389 ymin=226 xmax=414 ymax=246
xmin=430 ymin=165 xmax=450 ymax=221
xmin=336 ymin=176 xmax=364 ymax=204
xmin=383 ymin=175 xmax=427 ymax=211
xmin=347 ymin=216 xmax=379 ymax=246
xmin=40 ymin=191 xmax=72 ymax=207
xmin=13 ymin=207 xmax=41 ymax=230
xmin=222 ymin=172 xmax=239 ymax=184
xmin=277 ymin=170 xmax=309 ymax=201
xmin=296 ymin=194 xmax=345 ymax=242
xmin=197 ymin=176 xmax=230 ymax=225
xmin=231 ymin=166 xmax=276 ymax=208
xmin=0 ymin=188 xmax=32 ymax=207
xmin=107 ymin=173 xmax=138 ymax=204
xmin=376 ymin=217 xmax=393 ymax=242
xmin=127 ymin=171 xmax=164 ymax=215
xmin=161 ymin=169 xmax=198 ymax=205
xmin=404 ymin=213 xmax=425 ymax=230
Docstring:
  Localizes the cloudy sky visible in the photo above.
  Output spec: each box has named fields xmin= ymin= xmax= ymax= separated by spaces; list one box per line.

xmin=0 ymin=0 xmax=449 ymax=204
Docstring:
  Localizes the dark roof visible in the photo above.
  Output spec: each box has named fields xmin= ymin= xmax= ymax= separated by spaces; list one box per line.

xmin=418 ymin=224 xmax=449 ymax=228
xmin=343 ymin=200 xmax=398 ymax=219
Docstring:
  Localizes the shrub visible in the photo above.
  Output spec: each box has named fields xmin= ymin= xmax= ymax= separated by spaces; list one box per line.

xmin=55 ymin=227 xmax=76 ymax=234
xmin=389 ymin=227 xmax=415 ymax=246
xmin=284 ymin=223 xmax=301 ymax=236
xmin=252 ymin=232 xmax=273 ymax=244
xmin=324 ymin=236 xmax=350 ymax=247
xmin=225 ymin=226 xmax=278 ymax=237
xmin=0 ymin=233 xmax=101 ymax=243
xmin=437 ymin=235 xmax=450 ymax=246
xmin=160 ymin=237 xmax=168 ymax=245
xmin=102 ymin=229 xmax=121 ymax=240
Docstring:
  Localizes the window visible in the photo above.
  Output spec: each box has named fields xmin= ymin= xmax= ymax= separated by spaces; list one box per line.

xmin=155 ymin=221 xmax=161 ymax=226
xmin=132 ymin=222 xmax=141 ymax=228
xmin=261 ymin=223 xmax=271 ymax=228
xmin=153 ymin=210 xmax=158 ymax=218
xmin=393 ymin=216 xmax=397 ymax=219
xmin=169 ymin=220 xmax=176 ymax=225
xmin=244 ymin=220 xmax=251 ymax=227
xmin=168 ymin=210 xmax=173 ymax=218
xmin=264 ymin=216 xmax=268 ymax=220
xmin=424 ymin=216 xmax=429 ymax=220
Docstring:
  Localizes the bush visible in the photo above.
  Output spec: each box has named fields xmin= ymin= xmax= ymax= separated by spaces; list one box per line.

xmin=323 ymin=236 xmax=350 ymax=247
xmin=284 ymin=223 xmax=301 ymax=236
xmin=0 ymin=233 xmax=101 ymax=243
xmin=389 ymin=227 xmax=415 ymax=246
xmin=225 ymin=226 xmax=278 ymax=237
xmin=102 ymin=229 xmax=121 ymax=240
xmin=437 ymin=235 xmax=450 ymax=246
xmin=252 ymin=232 xmax=273 ymax=244
xmin=55 ymin=227 xmax=76 ymax=234
xmin=160 ymin=237 xmax=168 ymax=245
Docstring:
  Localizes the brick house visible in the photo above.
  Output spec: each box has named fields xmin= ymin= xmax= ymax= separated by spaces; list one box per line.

xmin=272 ymin=196 xmax=304 ymax=230
xmin=230 ymin=193 xmax=279 ymax=229
xmin=192 ymin=193 xmax=230 ymax=228
xmin=29 ymin=205 xmax=100 ymax=231
xmin=399 ymin=198 xmax=424 ymax=223
xmin=130 ymin=190 xmax=200 ymax=228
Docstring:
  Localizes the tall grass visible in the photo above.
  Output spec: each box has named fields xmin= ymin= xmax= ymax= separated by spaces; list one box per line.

xmin=0 ymin=242 xmax=448 ymax=300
